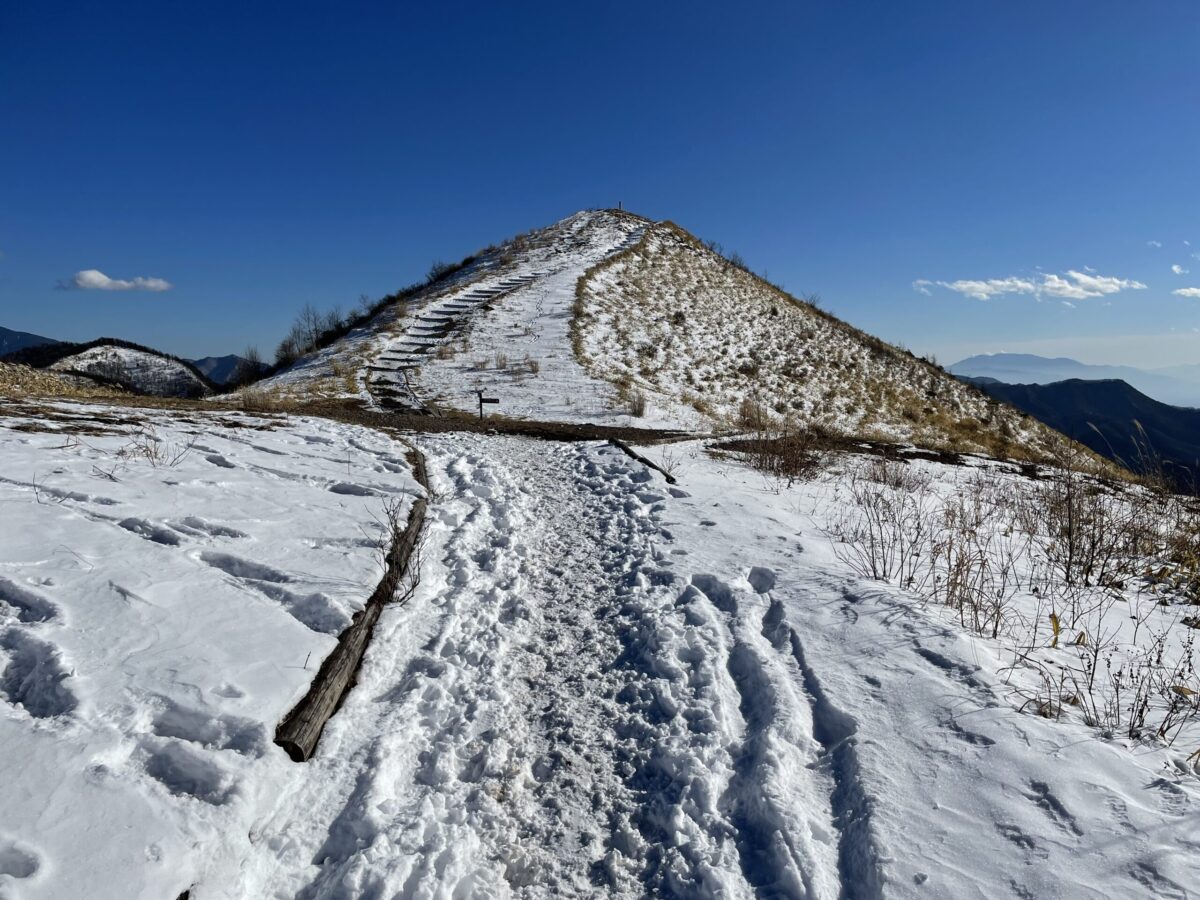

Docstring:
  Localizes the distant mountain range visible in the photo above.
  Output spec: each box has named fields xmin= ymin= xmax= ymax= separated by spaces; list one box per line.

xmin=950 ymin=353 xmax=1200 ymax=409
xmin=0 ymin=326 xmax=59 ymax=357
xmin=964 ymin=376 xmax=1200 ymax=489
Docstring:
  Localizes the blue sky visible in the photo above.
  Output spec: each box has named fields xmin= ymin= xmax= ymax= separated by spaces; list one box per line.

xmin=1 ymin=1 xmax=1197 ymax=366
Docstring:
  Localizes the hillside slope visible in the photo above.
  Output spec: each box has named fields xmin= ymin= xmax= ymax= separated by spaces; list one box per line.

xmin=969 ymin=377 xmax=1200 ymax=488
xmin=257 ymin=210 xmax=1066 ymax=461
xmin=254 ymin=210 xmax=651 ymax=419
xmin=575 ymin=221 xmax=1060 ymax=458
xmin=51 ymin=345 xmax=211 ymax=398
xmin=0 ymin=326 xmax=59 ymax=357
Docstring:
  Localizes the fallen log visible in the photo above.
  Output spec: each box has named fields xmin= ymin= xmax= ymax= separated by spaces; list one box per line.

xmin=608 ymin=438 xmax=677 ymax=485
xmin=275 ymin=492 xmax=428 ymax=762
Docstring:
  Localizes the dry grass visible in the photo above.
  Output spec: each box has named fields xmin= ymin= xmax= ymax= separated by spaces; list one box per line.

xmin=0 ymin=362 xmax=127 ymax=400
xmin=573 ymin=222 xmax=1082 ymax=466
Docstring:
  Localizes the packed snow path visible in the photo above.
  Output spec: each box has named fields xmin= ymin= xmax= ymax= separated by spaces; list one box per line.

xmin=225 ymin=437 xmax=848 ymax=897
xmin=208 ymin=436 xmax=1198 ymax=899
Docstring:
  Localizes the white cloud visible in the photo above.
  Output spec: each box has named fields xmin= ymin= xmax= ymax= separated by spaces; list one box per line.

xmin=916 ymin=270 xmax=1145 ymax=301
xmin=60 ymin=269 xmax=172 ymax=292
xmin=1173 ymin=263 xmax=1190 ymax=275
xmin=928 ymin=277 xmax=1038 ymax=300
xmin=1041 ymin=270 xmax=1146 ymax=299
xmin=1173 ymin=287 xmax=1200 ymax=298
xmin=911 ymin=279 xmax=933 ymax=295
xmin=1148 ymin=240 xmax=1163 ymax=248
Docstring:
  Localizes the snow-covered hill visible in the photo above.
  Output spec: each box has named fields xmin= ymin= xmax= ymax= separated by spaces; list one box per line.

xmin=256 ymin=210 xmax=1062 ymax=461
xmin=48 ymin=343 xmax=212 ymax=398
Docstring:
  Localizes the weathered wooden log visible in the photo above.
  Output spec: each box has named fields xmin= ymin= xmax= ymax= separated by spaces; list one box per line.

xmin=608 ymin=438 xmax=678 ymax=485
xmin=404 ymin=445 xmax=430 ymax=491
xmin=275 ymin=493 xmax=427 ymax=762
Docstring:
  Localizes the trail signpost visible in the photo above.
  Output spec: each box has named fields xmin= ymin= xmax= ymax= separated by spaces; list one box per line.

xmin=476 ymin=390 xmax=499 ymax=420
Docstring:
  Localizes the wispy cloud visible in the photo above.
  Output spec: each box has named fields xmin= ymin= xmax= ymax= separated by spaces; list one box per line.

xmin=1173 ymin=287 xmax=1200 ymax=298
xmin=1172 ymin=264 xmax=1189 ymax=275
xmin=915 ymin=271 xmax=1147 ymax=302
xmin=1148 ymin=240 xmax=1163 ymax=248
xmin=58 ymin=269 xmax=172 ymax=292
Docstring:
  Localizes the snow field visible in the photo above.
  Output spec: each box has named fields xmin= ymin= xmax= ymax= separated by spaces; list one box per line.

xmin=642 ymin=439 xmax=1199 ymax=897
xmin=2 ymin=401 xmax=1196 ymax=898
xmin=0 ymin=404 xmax=422 ymax=899
xmin=217 ymin=432 xmax=1197 ymax=898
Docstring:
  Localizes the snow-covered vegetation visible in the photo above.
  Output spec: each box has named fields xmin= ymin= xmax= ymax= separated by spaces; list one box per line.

xmin=819 ymin=449 xmax=1200 ymax=748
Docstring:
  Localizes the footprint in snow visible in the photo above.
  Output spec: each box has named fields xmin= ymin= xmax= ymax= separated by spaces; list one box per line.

xmin=689 ymin=574 xmax=737 ymax=614
xmin=328 ymin=482 xmax=378 ymax=497
xmin=0 ymin=629 xmax=77 ymax=718
xmin=0 ymin=836 xmax=41 ymax=879
xmin=139 ymin=738 xmax=236 ymax=805
xmin=151 ymin=697 xmax=267 ymax=757
xmin=171 ymin=516 xmax=246 ymax=539
xmin=119 ymin=517 xmax=182 ymax=546
xmin=994 ymin=822 xmax=1045 ymax=857
xmin=0 ymin=577 xmax=60 ymax=624
xmin=1025 ymin=780 xmax=1083 ymax=836
xmin=200 ymin=551 xmax=288 ymax=583
xmin=1147 ymin=777 xmax=1191 ymax=817
xmin=199 ymin=551 xmax=343 ymax=633
xmin=746 ymin=566 xmax=776 ymax=594
xmin=205 ymin=454 xmax=236 ymax=469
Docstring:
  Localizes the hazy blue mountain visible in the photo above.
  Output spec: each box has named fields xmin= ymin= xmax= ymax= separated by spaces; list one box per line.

xmin=1149 ymin=362 xmax=1200 ymax=385
xmin=189 ymin=354 xmax=266 ymax=385
xmin=965 ymin=377 xmax=1200 ymax=490
xmin=0 ymin=326 xmax=59 ymax=357
xmin=950 ymin=353 xmax=1198 ymax=408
